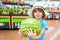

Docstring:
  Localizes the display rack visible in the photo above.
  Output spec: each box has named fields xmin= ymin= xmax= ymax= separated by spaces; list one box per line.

xmin=2 ymin=2 xmax=30 ymax=5
xmin=0 ymin=16 xmax=11 ymax=29
xmin=2 ymin=1 xmax=33 ymax=7
xmin=12 ymin=16 xmax=30 ymax=29
xmin=0 ymin=1 xmax=30 ymax=30
xmin=46 ymin=10 xmax=60 ymax=20
xmin=50 ymin=10 xmax=60 ymax=13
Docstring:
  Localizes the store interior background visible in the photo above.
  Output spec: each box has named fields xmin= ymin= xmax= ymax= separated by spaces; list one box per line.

xmin=0 ymin=0 xmax=60 ymax=40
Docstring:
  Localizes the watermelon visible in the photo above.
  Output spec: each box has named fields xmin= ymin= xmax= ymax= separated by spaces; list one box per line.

xmin=20 ymin=18 xmax=42 ymax=37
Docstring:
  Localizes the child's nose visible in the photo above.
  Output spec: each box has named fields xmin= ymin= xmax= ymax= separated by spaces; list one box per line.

xmin=36 ymin=12 xmax=40 ymax=14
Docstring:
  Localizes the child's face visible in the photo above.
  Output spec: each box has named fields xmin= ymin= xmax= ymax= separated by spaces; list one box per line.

xmin=34 ymin=11 xmax=43 ymax=19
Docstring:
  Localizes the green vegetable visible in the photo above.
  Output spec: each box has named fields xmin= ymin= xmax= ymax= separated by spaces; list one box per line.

xmin=20 ymin=18 xmax=42 ymax=37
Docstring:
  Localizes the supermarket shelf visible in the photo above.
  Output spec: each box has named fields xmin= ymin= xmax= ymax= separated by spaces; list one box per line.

xmin=12 ymin=16 xmax=30 ymax=19
xmin=0 ymin=14 xmax=29 ymax=16
xmin=0 ymin=28 xmax=19 ymax=30
xmin=2 ymin=2 xmax=30 ymax=6
xmin=46 ymin=14 xmax=60 ymax=20
xmin=49 ymin=10 xmax=60 ymax=13
xmin=10 ymin=14 xmax=29 ymax=16
xmin=0 ymin=16 xmax=11 ymax=29
xmin=12 ymin=16 xmax=30 ymax=29
xmin=0 ymin=14 xmax=10 ymax=16
xmin=0 ymin=16 xmax=10 ymax=18
xmin=11 ymin=16 xmax=29 ymax=29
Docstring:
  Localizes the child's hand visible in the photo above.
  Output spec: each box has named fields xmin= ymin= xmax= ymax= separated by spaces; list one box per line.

xmin=27 ymin=28 xmax=37 ymax=39
xmin=18 ymin=29 xmax=24 ymax=38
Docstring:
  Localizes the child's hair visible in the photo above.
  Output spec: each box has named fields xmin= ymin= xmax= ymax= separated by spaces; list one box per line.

xmin=32 ymin=8 xmax=45 ymax=18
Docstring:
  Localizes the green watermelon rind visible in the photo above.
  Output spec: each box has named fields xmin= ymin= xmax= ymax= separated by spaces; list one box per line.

xmin=20 ymin=18 xmax=42 ymax=37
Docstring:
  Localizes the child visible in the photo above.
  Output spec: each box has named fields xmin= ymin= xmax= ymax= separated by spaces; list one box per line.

xmin=18 ymin=4 xmax=48 ymax=40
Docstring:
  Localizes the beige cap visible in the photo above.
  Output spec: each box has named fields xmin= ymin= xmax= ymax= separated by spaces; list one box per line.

xmin=27 ymin=2 xmax=49 ymax=17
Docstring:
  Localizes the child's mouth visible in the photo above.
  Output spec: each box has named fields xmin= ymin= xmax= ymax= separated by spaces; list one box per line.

xmin=36 ymin=16 xmax=40 ymax=17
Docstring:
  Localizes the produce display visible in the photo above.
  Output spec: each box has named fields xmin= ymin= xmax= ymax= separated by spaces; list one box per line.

xmin=2 ymin=0 xmax=29 ymax=4
xmin=20 ymin=18 xmax=42 ymax=37
xmin=0 ymin=7 xmax=4 ymax=14
xmin=0 ymin=6 xmax=28 ymax=15
xmin=2 ymin=7 xmax=9 ymax=15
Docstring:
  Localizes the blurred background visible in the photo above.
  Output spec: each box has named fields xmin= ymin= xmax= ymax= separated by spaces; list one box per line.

xmin=0 ymin=0 xmax=60 ymax=40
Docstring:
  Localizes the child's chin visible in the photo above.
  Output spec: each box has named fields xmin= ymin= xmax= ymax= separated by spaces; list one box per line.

xmin=36 ymin=17 xmax=41 ymax=19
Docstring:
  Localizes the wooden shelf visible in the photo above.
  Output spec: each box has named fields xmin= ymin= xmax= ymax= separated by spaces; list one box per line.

xmin=50 ymin=10 xmax=60 ymax=13
xmin=12 ymin=16 xmax=30 ymax=18
xmin=0 ymin=14 xmax=10 ymax=16
xmin=0 ymin=14 xmax=29 ymax=16
xmin=2 ymin=2 xmax=30 ymax=5
xmin=0 ymin=16 xmax=10 ymax=18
